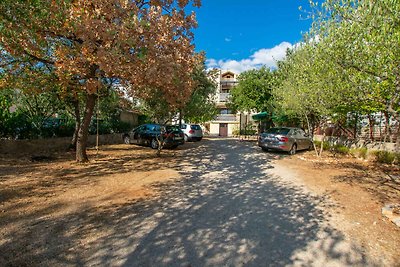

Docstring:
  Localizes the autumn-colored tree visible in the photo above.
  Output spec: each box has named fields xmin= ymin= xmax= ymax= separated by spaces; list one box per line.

xmin=139 ymin=58 xmax=217 ymax=125
xmin=0 ymin=0 xmax=201 ymax=162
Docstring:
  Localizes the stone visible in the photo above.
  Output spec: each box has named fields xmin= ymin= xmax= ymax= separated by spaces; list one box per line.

xmin=382 ymin=205 xmax=394 ymax=216
xmin=392 ymin=217 xmax=400 ymax=228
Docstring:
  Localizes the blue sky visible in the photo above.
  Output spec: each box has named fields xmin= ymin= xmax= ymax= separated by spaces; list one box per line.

xmin=191 ymin=0 xmax=313 ymax=73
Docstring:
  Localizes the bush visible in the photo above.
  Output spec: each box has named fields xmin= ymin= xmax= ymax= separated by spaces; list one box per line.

xmin=111 ymin=120 xmax=132 ymax=133
xmin=350 ymin=147 xmax=368 ymax=159
xmin=240 ymin=129 xmax=257 ymax=135
xmin=232 ymin=128 xmax=240 ymax=136
xmin=333 ymin=144 xmax=350 ymax=154
xmin=313 ymin=140 xmax=331 ymax=150
xmin=314 ymin=141 xmax=351 ymax=156
xmin=373 ymin=150 xmax=396 ymax=164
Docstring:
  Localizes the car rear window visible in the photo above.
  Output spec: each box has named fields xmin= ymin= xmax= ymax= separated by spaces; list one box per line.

xmin=190 ymin=125 xmax=201 ymax=130
xmin=166 ymin=125 xmax=180 ymax=132
xmin=149 ymin=125 xmax=161 ymax=131
xmin=265 ymin=128 xmax=290 ymax=135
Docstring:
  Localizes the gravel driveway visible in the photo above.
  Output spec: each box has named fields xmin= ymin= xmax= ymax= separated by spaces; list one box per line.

xmin=80 ymin=138 xmax=379 ymax=267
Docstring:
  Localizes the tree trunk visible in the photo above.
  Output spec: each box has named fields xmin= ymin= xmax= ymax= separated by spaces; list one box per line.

xmin=178 ymin=109 xmax=183 ymax=127
xmin=367 ymin=114 xmax=374 ymax=141
xmin=387 ymin=106 xmax=400 ymax=152
xmin=69 ymin=98 xmax=81 ymax=150
xmin=353 ymin=113 xmax=358 ymax=139
xmin=76 ymin=93 xmax=96 ymax=162
xmin=383 ymin=111 xmax=391 ymax=142
xmin=319 ymin=133 xmax=325 ymax=157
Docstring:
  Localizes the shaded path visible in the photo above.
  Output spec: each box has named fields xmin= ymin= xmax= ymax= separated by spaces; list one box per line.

xmin=0 ymin=138 xmax=380 ymax=266
xmin=89 ymin=139 xmax=374 ymax=266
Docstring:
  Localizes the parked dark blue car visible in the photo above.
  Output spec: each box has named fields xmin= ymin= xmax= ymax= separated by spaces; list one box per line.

xmin=123 ymin=124 xmax=184 ymax=149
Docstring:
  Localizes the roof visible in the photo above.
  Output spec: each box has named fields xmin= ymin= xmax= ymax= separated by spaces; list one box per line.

xmin=221 ymin=71 xmax=235 ymax=78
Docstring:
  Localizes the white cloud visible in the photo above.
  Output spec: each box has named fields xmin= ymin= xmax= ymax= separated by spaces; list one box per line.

xmin=224 ymin=37 xmax=232 ymax=42
xmin=206 ymin=41 xmax=293 ymax=73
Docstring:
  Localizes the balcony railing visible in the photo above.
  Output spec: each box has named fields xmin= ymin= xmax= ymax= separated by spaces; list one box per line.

xmin=220 ymin=78 xmax=237 ymax=82
xmin=218 ymin=93 xmax=230 ymax=102
xmin=214 ymin=114 xmax=237 ymax=122
xmin=220 ymin=81 xmax=238 ymax=87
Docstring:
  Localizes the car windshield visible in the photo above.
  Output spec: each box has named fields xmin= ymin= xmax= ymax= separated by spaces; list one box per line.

xmin=190 ymin=125 xmax=201 ymax=130
xmin=265 ymin=128 xmax=290 ymax=135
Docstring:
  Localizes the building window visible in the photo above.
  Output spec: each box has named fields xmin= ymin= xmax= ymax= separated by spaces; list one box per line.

xmin=220 ymin=108 xmax=232 ymax=114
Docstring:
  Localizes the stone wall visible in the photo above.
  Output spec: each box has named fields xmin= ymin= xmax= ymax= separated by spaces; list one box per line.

xmin=313 ymin=135 xmax=397 ymax=152
xmin=0 ymin=134 xmax=124 ymax=156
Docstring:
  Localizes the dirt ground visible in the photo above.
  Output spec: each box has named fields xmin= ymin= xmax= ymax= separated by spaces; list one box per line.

xmin=277 ymin=151 xmax=400 ymax=265
xmin=0 ymin=139 xmax=399 ymax=266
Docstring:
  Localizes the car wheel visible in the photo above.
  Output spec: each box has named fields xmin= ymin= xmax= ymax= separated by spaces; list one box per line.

xmin=184 ymin=134 xmax=189 ymax=142
xmin=261 ymin=147 xmax=268 ymax=152
xmin=150 ymin=138 xmax=158 ymax=149
xmin=288 ymin=144 xmax=297 ymax=155
xmin=198 ymin=137 xmax=203 ymax=141
xmin=123 ymin=136 xmax=130 ymax=144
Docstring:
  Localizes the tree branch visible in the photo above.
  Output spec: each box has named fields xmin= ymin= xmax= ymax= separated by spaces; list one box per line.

xmin=23 ymin=50 xmax=54 ymax=65
xmin=336 ymin=60 xmax=388 ymax=81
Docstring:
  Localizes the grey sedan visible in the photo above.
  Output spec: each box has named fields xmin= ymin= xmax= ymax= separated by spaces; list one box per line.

xmin=258 ymin=127 xmax=313 ymax=155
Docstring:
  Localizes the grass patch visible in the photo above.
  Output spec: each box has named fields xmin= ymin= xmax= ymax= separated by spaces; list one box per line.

xmin=313 ymin=140 xmax=331 ymax=150
xmin=373 ymin=150 xmax=399 ymax=165
xmin=350 ymin=147 xmax=368 ymax=159
xmin=333 ymin=144 xmax=350 ymax=154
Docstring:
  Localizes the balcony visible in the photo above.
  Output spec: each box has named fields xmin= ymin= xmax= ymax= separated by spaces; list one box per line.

xmin=220 ymin=78 xmax=237 ymax=82
xmin=214 ymin=114 xmax=237 ymax=122
xmin=218 ymin=93 xmax=230 ymax=102
xmin=220 ymin=81 xmax=238 ymax=88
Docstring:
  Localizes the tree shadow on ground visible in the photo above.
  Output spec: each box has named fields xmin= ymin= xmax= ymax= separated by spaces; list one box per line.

xmin=332 ymin=170 xmax=400 ymax=203
xmin=0 ymin=139 xmax=379 ymax=266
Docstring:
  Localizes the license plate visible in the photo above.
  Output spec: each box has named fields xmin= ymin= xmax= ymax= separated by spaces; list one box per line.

xmin=175 ymin=137 xmax=183 ymax=140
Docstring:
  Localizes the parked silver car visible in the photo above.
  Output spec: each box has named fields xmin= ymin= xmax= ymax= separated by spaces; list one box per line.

xmin=258 ymin=127 xmax=313 ymax=155
xmin=180 ymin=123 xmax=203 ymax=142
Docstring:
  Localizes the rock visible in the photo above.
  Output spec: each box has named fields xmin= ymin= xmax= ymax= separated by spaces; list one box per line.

xmin=382 ymin=203 xmax=400 ymax=228
xmin=382 ymin=205 xmax=394 ymax=216
xmin=392 ymin=217 xmax=400 ymax=228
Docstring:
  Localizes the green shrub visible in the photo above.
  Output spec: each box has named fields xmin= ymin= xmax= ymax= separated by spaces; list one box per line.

xmin=111 ymin=120 xmax=132 ymax=133
xmin=374 ymin=150 xmax=396 ymax=164
xmin=350 ymin=147 xmax=368 ymax=159
xmin=313 ymin=140 xmax=332 ymax=150
xmin=313 ymin=140 xmax=321 ymax=148
xmin=396 ymin=153 xmax=400 ymax=165
xmin=232 ymin=128 xmax=240 ymax=136
xmin=240 ymin=129 xmax=256 ymax=135
xmin=334 ymin=144 xmax=350 ymax=154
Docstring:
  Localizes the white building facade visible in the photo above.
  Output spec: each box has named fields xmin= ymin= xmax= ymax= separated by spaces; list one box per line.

xmin=206 ymin=70 xmax=254 ymax=136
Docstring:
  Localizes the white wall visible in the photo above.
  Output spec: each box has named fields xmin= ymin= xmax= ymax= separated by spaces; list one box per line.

xmin=209 ymin=122 xmax=239 ymax=136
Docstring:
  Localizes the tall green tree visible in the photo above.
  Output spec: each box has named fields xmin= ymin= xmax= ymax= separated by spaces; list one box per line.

xmin=181 ymin=65 xmax=218 ymax=123
xmin=308 ymin=0 xmax=400 ymax=147
xmin=229 ymin=67 xmax=275 ymax=113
